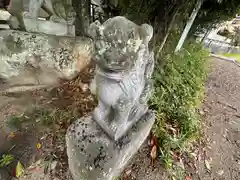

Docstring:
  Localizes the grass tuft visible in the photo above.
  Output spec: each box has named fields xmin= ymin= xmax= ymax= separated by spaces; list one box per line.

xmin=6 ymin=107 xmax=76 ymax=130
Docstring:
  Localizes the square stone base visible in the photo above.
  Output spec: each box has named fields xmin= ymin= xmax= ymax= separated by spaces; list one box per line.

xmin=23 ymin=17 xmax=75 ymax=36
xmin=66 ymin=111 xmax=155 ymax=180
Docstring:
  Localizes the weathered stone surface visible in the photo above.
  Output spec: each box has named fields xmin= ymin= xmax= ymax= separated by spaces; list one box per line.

xmin=0 ymin=9 xmax=10 ymax=20
xmin=66 ymin=16 xmax=155 ymax=180
xmin=0 ymin=30 xmax=93 ymax=92
xmin=66 ymin=111 xmax=155 ymax=180
xmin=23 ymin=17 xmax=75 ymax=36
xmin=89 ymin=16 xmax=154 ymax=141
xmin=7 ymin=0 xmax=76 ymax=35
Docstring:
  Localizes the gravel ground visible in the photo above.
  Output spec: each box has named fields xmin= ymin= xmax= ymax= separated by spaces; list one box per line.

xmin=193 ymin=58 xmax=240 ymax=180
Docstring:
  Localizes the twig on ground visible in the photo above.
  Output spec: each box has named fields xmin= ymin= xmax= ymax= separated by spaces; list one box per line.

xmin=217 ymin=101 xmax=238 ymax=111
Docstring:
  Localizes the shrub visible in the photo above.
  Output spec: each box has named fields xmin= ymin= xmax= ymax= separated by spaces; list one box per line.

xmin=151 ymin=41 xmax=208 ymax=168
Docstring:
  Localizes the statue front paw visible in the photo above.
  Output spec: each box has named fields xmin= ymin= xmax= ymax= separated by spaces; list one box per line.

xmin=49 ymin=15 xmax=65 ymax=23
xmin=8 ymin=15 xmax=20 ymax=29
xmin=93 ymin=108 xmax=104 ymax=122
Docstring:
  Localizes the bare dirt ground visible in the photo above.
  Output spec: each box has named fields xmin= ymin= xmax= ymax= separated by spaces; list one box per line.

xmin=193 ymin=58 xmax=240 ymax=180
xmin=1 ymin=58 xmax=240 ymax=180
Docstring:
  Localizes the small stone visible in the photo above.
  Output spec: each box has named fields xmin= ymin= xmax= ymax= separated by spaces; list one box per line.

xmin=176 ymin=158 xmax=185 ymax=170
xmin=199 ymin=110 xmax=205 ymax=115
xmin=51 ymin=161 xmax=58 ymax=170
xmin=217 ymin=169 xmax=224 ymax=176
xmin=217 ymin=170 xmax=224 ymax=176
xmin=80 ymin=83 xmax=89 ymax=92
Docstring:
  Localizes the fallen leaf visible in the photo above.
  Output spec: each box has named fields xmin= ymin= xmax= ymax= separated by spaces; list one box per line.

xmin=150 ymin=133 xmax=157 ymax=147
xmin=15 ymin=161 xmax=24 ymax=178
xmin=28 ymin=166 xmax=41 ymax=172
xmin=150 ymin=145 xmax=157 ymax=165
xmin=7 ymin=132 xmax=15 ymax=139
xmin=186 ymin=175 xmax=191 ymax=180
xmin=150 ymin=145 xmax=157 ymax=159
xmin=125 ymin=169 xmax=132 ymax=176
xmin=204 ymin=159 xmax=211 ymax=171
xmin=36 ymin=143 xmax=41 ymax=149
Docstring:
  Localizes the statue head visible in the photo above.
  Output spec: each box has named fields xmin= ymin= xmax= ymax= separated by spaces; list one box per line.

xmin=89 ymin=16 xmax=153 ymax=73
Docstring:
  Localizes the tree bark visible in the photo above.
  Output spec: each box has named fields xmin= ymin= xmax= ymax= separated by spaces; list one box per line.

xmin=72 ymin=0 xmax=91 ymax=36
xmin=156 ymin=8 xmax=179 ymax=58
xmin=175 ymin=0 xmax=203 ymax=52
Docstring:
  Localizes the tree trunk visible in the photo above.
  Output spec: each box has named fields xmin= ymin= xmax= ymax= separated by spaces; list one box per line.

xmin=73 ymin=0 xmax=91 ymax=36
xmin=175 ymin=0 xmax=203 ymax=52
xmin=0 ymin=30 xmax=93 ymax=93
xmin=200 ymin=25 xmax=212 ymax=43
xmin=156 ymin=8 xmax=179 ymax=58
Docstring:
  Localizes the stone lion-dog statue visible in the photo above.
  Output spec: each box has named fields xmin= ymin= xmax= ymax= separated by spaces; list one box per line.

xmin=89 ymin=16 xmax=154 ymax=141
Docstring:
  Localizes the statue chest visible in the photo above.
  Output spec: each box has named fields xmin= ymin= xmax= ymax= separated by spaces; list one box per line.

xmin=96 ymin=70 xmax=145 ymax=98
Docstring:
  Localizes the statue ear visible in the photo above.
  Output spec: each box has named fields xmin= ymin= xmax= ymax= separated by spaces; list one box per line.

xmin=140 ymin=24 xmax=153 ymax=45
xmin=88 ymin=20 xmax=101 ymax=39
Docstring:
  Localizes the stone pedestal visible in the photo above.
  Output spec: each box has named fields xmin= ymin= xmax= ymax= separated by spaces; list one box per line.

xmin=66 ymin=111 xmax=155 ymax=180
xmin=23 ymin=17 xmax=75 ymax=36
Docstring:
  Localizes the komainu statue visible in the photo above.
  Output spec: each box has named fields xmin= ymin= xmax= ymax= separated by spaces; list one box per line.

xmin=7 ymin=0 xmax=76 ymax=35
xmin=89 ymin=16 xmax=154 ymax=141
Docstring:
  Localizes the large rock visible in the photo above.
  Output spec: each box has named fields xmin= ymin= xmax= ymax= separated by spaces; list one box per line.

xmin=0 ymin=30 xmax=93 ymax=92
xmin=66 ymin=111 xmax=155 ymax=180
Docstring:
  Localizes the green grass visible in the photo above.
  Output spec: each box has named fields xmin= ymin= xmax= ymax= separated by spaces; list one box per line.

xmin=220 ymin=53 xmax=240 ymax=63
xmin=6 ymin=107 xmax=76 ymax=130
xmin=151 ymin=41 xmax=208 ymax=171
xmin=0 ymin=154 xmax=14 ymax=168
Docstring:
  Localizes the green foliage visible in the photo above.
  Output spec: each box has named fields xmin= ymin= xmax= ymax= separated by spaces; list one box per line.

xmin=117 ymin=0 xmax=240 ymax=39
xmin=7 ymin=115 xmax=24 ymax=129
xmin=6 ymin=107 xmax=76 ymax=130
xmin=0 ymin=154 xmax=14 ymax=167
xmin=151 ymin=41 xmax=208 ymax=167
xmin=193 ymin=0 xmax=240 ymax=34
